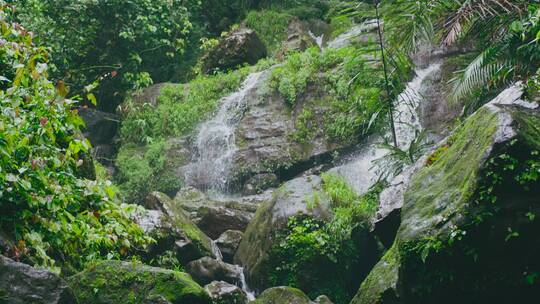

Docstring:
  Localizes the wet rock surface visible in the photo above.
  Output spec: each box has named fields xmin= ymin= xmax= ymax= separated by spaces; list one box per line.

xmin=0 ymin=255 xmax=76 ymax=304
xmin=186 ymin=257 xmax=243 ymax=286
xmin=216 ymin=230 xmax=244 ymax=263
xmin=204 ymin=281 xmax=248 ymax=304
xmin=352 ymin=85 xmax=540 ymax=304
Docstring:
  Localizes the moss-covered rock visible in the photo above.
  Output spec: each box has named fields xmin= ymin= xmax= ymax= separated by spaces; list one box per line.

xmin=252 ymin=287 xmax=311 ymax=304
xmin=202 ymin=27 xmax=267 ymax=74
xmin=68 ymin=260 xmax=211 ymax=304
xmin=133 ymin=193 xmax=215 ymax=264
xmin=173 ymin=187 xmax=259 ymax=239
xmin=351 ymin=85 xmax=540 ymax=304
xmin=234 ymin=175 xmax=332 ymax=292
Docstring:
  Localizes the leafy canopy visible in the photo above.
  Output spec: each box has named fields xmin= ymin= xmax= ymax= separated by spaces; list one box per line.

xmin=0 ymin=3 xmax=150 ymax=273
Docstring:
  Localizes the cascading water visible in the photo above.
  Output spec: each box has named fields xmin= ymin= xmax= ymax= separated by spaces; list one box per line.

xmin=211 ymin=241 xmax=256 ymax=301
xmin=309 ymin=30 xmax=324 ymax=49
xmin=181 ymin=22 xmax=440 ymax=301
xmin=331 ymin=63 xmax=442 ymax=194
xmin=184 ymin=71 xmax=268 ymax=195
xmin=327 ymin=19 xmax=378 ymax=49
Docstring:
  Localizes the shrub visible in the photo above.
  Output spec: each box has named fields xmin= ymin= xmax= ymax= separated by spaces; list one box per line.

xmin=269 ymin=174 xmax=383 ymax=304
xmin=115 ymin=140 xmax=182 ymax=204
xmin=270 ymin=46 xmax=385 ymax=143
xmin=15 ymin=0 xmax=194 ymax=111
xmin=0 ymin=4 xmax=150 ymax=273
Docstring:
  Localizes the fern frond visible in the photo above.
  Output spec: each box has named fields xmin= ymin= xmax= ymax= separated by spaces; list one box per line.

xmin=440 ymin=0 xmax=523 ymax=45
xmin=450 ymin=46 xmax=511 ymax=101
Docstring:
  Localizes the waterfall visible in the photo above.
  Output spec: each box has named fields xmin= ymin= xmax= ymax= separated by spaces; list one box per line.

xmin=327 ymin=19 xmax=379 ymax=49
xmin=309 ymin=30 xmax=324 ymax=49
xmin=330 ymin=63 xmax=442 ymax=194
xmin=211 ymin=240 xmax=256 ymax=301
xmin=184 ymin=71 xmax=268 ymax=195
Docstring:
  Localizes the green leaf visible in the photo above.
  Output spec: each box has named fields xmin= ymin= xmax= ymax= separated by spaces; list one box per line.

xmin=87 ymin=93 xmax=97 ymax=106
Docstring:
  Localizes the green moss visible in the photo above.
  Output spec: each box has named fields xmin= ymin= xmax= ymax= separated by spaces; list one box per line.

xmin=399 ymin=107 xmax=500 ymax=241
xmin=68 ymin=260 xmax=210 ymax=304
xmin=269 ymin=45 xmax=384 ymax=143
xmin=351 ymin=244 xmax=400 ymax=304
xmin=290 ymin=109 xmax=317 ymax=145
xmin=160 ymin=194 xmax=214 ymax=257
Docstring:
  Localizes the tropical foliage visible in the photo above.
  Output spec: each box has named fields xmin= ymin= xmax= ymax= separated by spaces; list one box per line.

xmin=269 ymin=174 xmax=383 ymax=304
xmin=14 ymin=0 xmax=194 ymax=112
xmin=386 ymin=0 xmax=540 ymax=111
xmin=0 ymin=3 xmax=150 ymax=273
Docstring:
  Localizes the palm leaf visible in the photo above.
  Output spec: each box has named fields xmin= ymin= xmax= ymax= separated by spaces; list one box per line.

xmin=450 ymin=45 xmax=512 ymax=101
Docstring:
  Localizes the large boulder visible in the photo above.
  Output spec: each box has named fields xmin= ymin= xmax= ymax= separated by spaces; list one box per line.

xmin=253 ymin=287 xmax=311 ymax=304
xmin=216 ymin=230 xmax=244 ymax=263
xmin=68 ymin=260 xmax=210 ymax=304
xmin=0 ymin=255 xmax=76 ymax=304
xmin=186 ymin=257 xmax=242 ymax=286
xmin=234 ymin=175 xmax=332 ymax=291
xmin=204 ymin=281 xmax=248 ymax=304
xmin=133 ymin=193 xmax=215 ymax=264
xmin=228 ymin=66 xmax=350 ymax=192
xmin=351 ymin=85 xmax=540 ymax=304
xmin=173 ymin=187 xmax=264 ymax=238
xmin=202 ymin=27 xmax=267 ymax=73
xmin=196 ymin=206 xmax=252 ymax=239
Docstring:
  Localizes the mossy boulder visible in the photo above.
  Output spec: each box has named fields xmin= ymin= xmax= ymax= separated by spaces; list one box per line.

xmin=352 ymin=85 xmax=540 ymax=303
xmin=202 ymin=27 xmax=267 ymax=74
xmin=133 ymin=192 xmax=215 ymax=264
xmin=252 ymin=287 xmax=311 ymax=304
xmin=68 ymin=260 xmax=210 ymax=304
xmin=234 ymin=175 xmax=332 ymax=292
xmin=173 ymin=187 xmax=259 ymax=238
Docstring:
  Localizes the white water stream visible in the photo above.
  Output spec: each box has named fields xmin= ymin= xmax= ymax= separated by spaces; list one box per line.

xmin=211 ymin=240 xmax=256 ymax=301
xmin=331 ymin=63 xmax=441 ymax=194
xmin=181 ymin=21 xmax=441 ymax=300
xmin=327 ymin=19 xmax=378 ymax=49
xmin=184 ymin=71 xmax=268 ymax=195
xmin=309 ymin=30 xmax=324 ymax=49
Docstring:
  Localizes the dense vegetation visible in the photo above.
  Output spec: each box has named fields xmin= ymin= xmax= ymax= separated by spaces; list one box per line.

xmin=269 ymin=175 xmax=383 ymax=303
xmin=0 ymin=4 xmax=150 ymax=273
xmin=1 ymin=0 xmax=539 ymax=303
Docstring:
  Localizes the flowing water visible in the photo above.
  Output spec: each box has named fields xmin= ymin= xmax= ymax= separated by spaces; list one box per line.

xmin=184 ymin=71 xmax=268 ymax=195
xmin=330 ymin=63 xmax=442 ymax=194
xmin=309 ymin=30 xmax=324 ymax=49
xmin=327 ymin=19 xmax=378 ymax=49
xmin=211 ymin=240 xmax=256 ymax=301
xmin=181 ymin=22 xmax=440 ymax=300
